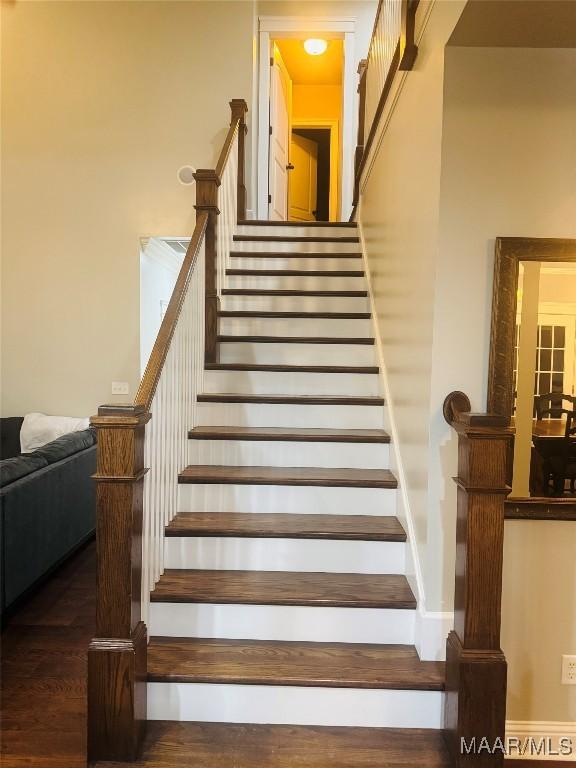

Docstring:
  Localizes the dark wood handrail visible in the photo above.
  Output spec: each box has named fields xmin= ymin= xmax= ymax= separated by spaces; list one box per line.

xmin=443 ymin=391 xmax=513 ymax=767
xmin=87 ymin=98 xmax=248 ymax=763
xmin=134 ymin=213 xmax=208 ymax=411
xmin=352 ymin=0 xmax=419 ymax=211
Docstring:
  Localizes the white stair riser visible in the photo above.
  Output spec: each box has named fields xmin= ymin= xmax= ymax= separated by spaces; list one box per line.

xmin=203 ymin=370 xmax=381 ymax=396
xmin=196 ymin=402 xmax=384 ymax=429
xmin=230 ymin=256 xmax=362 ymax=271
xmin=188 ymin=440 xmax=389 ymax=469
xmin=219 ymin=317 xmax=372 ymax=337
xmin=236 ymin=225 xmax=357 ymax=238
xmin=219 ymin=342 xmax=376 ymax=366
xmin=164 ymin=537 xmax=405 ymax=574
xmin=177 ymin=483 xmax=396 ymax=515
xmin=222 ymin=296 xmax=369 ymax=313
xmin=232 ymin=240 xmax=360 ymax=254
xmin=148 ymin=683 xmax=443 ymax=729
xmin=227 ymin=275 xmax=366 ymax=291
xmin=148 ymin=603 xmax=415 ymax=644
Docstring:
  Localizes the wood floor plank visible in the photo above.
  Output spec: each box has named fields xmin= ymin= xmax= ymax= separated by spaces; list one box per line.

xmin=188 ymin=426 xmax=390 ymax=443
xmin=166 ymin=512 xmax=406 ymax=541
xmin=150 ymin=570 xmax=416 ymax=609
xmin=147 ymin=637 xmax=445 ymax=690
xmin=178 ymin=465 xmax=397 ymax=489
xmin=91 ymin=721 xmax=453 ymax=768
xmin=197 ymin=394 xmax=384 ymax=405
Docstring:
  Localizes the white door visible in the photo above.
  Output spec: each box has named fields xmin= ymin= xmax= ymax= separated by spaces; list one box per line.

xmin=269 ymin=53 xmax=290 ymax=221
xmin=289 ymin=134 xmax=318 ymax=222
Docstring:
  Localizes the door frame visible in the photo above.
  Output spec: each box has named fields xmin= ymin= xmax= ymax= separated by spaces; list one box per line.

xmin=256 ymin=15 xmax=357 ymax=221
xmin=291 ymin=119 xmax=339 ymax=222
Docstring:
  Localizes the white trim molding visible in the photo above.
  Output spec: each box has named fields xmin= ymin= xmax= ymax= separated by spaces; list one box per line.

xmin=505 ymin=722 xmax=576 ymax=762
xmin=415 ymin=608 xmax=453 ymax=662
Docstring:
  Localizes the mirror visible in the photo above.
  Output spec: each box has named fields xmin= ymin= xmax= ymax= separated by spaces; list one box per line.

xmin=488 ymin=238 xmax=576 ymax=501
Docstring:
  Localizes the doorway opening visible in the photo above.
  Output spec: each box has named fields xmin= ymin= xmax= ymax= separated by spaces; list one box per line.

xmin=290 ymin=127 xmax=332 ymax=222
xmin=266 ymin=36 xmax=344 ymax=222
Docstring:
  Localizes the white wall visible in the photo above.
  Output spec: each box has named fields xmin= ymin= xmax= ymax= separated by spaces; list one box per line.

xmin=1 ymin=1 xmax=255 ymax=417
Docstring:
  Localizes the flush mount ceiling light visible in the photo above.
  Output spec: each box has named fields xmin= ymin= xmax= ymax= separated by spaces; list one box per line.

xmin=303 ymin=38 xmax=328 ymax=56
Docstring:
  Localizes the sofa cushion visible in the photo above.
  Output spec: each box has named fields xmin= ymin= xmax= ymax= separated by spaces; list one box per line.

xmin=0 ymin=417 xmax=24 ymax=461
xmin=0 ymin=454 xmax=49 ymax=488
xmin=31 ymin=428 xmax=96 ymax=466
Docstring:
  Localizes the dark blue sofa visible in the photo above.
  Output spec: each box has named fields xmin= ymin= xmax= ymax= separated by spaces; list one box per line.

xmin=0 ymin=417 xmax=96 ymax=617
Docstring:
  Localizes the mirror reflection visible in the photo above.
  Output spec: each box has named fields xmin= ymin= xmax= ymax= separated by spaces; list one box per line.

xmin=512 ymin=261 xmax=576 ymax=497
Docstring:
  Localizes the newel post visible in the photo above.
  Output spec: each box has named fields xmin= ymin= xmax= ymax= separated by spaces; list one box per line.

xmin=230 ymin=98 xmax=248 ymax=221
xmin=443 ymin=392 xmax=513 ymax=767
xmin=87 ymin=405 xmax=150 ymax=762
xmin=194 ymin=169 xmax=221 ymax=364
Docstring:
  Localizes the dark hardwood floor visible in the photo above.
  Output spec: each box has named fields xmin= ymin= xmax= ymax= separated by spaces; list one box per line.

xmin=1 ymin=539 xmax=96 ymax=768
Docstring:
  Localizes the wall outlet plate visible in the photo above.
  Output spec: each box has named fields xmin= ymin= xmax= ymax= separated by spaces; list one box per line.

xmin=561 ymin=655 xmax=576 ymax=685
xmin=111 ymin=381 xmax=129 ymax=396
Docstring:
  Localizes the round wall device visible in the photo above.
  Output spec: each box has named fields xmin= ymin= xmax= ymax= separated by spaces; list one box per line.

xmin=177 ymin=165 xmax=196 ymax=185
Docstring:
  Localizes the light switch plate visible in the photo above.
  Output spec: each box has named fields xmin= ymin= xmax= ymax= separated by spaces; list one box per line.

xmin=111 ymin=381 xmax=129 ymax=396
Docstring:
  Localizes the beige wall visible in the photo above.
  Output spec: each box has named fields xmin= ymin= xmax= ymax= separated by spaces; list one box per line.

xmin=359 ymin=0 xmax=466 ymax=608
xmin=433 ymin=44 xmax=576 ymax=722
xmin=1 ymin=1 xmax=255 ymax=417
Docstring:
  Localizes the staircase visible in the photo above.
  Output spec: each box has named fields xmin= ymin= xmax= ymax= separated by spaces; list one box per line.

xmin=139 ymin=221 xmax=448 ymax=759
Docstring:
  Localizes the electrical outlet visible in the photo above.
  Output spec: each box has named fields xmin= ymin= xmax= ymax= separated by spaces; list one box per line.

xmin=111 ymin=381 xmax=129 ymax=396
xmin=561 ymin=655 xmax=576 ymax=685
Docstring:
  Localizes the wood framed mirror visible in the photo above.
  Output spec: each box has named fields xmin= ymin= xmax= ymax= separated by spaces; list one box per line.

xmin=488 ymin=237 xmax=576 ymax=515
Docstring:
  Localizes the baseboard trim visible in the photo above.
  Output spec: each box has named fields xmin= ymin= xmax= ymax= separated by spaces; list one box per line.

xmin=415 ymin=608 xmax=453 ymax=662
xmin=505 ymin=722 xmax=576 ymax=763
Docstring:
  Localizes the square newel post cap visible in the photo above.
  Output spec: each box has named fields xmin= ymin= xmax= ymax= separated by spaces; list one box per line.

xmin=230 ymin=99 xmax=248 ymax=131
xmin=193 ymin=169 xmax=221 ymax=213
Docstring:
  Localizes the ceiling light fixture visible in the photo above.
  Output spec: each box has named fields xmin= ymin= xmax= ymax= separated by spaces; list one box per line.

xmin=303 ymin=38 xmax=328 ymax=56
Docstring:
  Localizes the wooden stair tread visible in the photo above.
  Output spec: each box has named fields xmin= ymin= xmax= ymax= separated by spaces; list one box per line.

xmin=230 ymin=251 xmax=362 ymax=258
xmin=151 ymin=570 xmax=416 ymax=608
xmin=226 ymin=268 xmax=364 ymax=277
xmin=205 ymin=363 xmax=379 ymax=373
xmin=218 ymin=335 xmax=374 ymax=345
xmin=233 ymin=235 xmax=360 ymax=243
xmin=222 ymin=289 xmax=368 ymax=297
xmin=198 ymin=393 xmax=384 ymax=405
xmin=188 ymin=426 xmax=390 ymax=443
xmin=166 ymin=512 xmax=406 ymax=541
xmin=178 ymin=466 xmax=397 ymax=489
xmin=92 ymin=721 xmax=452 ymax=767
xmin=238 ymin=220 xmax=358 ymax=227
xmin=147 ymin=638 xmax=444 ymax=690
xmin=218 ymin=311 xmax=371 ymax=319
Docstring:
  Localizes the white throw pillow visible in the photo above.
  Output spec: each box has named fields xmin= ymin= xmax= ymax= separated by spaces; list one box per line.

xmin=20 ymin=412 xmax=90 ymax=454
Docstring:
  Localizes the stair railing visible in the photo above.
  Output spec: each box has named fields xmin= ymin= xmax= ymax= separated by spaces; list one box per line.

xmin=442 ymin=391 xmax=514 ymax=767
xmin=87 ymin=98 xmax=248 ymax=763
xmin=352 ymin=0 xmax=419 ymax=211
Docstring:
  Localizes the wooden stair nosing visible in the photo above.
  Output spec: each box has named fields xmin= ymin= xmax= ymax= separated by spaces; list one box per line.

xmin=217 ymin=335 xmax=375 ymax=345
xmin=166 ymin=512 xmax=406 ymax=542
xmin=188 ymin=426 xmax=390 ymax=444
xmin=178 ymin=465 xmax=397 ymax=490
xmin=204 ymin=363 xmax=379 ymax=374
xmin=226 ymin=268 xmax=365 ymax=278
xmin=237 ymin=220 xmax=358 ymax=228
xmin=147 ymin=637 xmax=445 ymax=691
xmin=197 ymin=394 xmax=385 ymax=405
xmin=222 ymin=289 xmax=368 ymax=297
xmin=233 ymin=235 xmax=360 ymax=243
xmin=230 ymin=251 xmax=362 ymax=259
xmin=218 ymin=311 xmax=371 ymax=319
xmin=150 ymin=570 xmax=417 ymax=609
